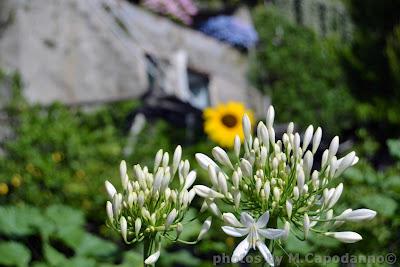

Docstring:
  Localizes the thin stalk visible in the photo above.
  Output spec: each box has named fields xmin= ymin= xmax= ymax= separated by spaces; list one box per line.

xmin=143 ymin=237 xmax=154 ymax=267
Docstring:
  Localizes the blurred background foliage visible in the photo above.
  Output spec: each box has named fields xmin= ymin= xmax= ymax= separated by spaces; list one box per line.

xmin=1 ymin=0 xmax=400 ymax=266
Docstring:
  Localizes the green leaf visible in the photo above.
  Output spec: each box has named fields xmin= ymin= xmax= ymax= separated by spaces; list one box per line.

xmin=159 ymin=250 xmax=201 ymax=266
xmin=387 ymin=139 xmax=400 ymax=159
xmin=43 ymin=244 xmax=66 ymax=266
xmin=75 ymin=233 xmax=117 ymax=258
xmin=0 ymin=241 xmax=31 ymax=267
xmin=285 ymin=235 xmax=313 ymax=254
xmin=360 ymin=194 xmax=398 ymax=217
xmin=0 ymin=206 xmax=44 ymax=236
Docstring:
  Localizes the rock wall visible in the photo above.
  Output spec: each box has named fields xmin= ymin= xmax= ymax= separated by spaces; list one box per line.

xmin=0 ymin=0 xmax=266 ymax=115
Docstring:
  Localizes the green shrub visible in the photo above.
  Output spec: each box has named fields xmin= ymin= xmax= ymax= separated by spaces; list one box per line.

xmin=250 ymin=6 xmax=355 ymax=136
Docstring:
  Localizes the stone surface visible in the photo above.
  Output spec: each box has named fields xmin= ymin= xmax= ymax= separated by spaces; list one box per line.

xmin=0 ymin=0 xmax=266 ymax=116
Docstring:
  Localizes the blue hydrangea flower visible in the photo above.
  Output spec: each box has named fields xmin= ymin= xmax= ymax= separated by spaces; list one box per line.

xmin=199 ymin=15 xmax=259 ymax=49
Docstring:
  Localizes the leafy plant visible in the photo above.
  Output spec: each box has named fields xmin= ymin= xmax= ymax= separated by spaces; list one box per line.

xmin=250 ymin=6 xmax=355 ymax=136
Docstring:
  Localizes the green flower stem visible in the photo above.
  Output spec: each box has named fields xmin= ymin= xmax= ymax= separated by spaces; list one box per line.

xmin=143 ymin=237 xmax=154 ymax=267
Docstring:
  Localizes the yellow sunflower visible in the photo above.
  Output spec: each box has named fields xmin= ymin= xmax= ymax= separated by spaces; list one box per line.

xmin=203 ymin=102 xmax=255 ymax=148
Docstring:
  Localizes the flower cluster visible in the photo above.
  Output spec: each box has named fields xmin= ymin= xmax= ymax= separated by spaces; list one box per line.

xmin=105 ymin=146 xmax=211 ymax=265
xmin=198 ymin=16 xmax=259 ymax=49
xmin=142 ymin=0 xmax=198 ymax=25
xmin=194 ymin=106 xmax=377 ymax=265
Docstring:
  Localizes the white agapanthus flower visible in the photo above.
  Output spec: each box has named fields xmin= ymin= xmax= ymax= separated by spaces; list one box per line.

xmin=222 ymin=211 xmax=284 ymax=265
xmin=195 ymin=105 xmax=377 ymax=265
xmin=105 ymin=146 xmax=211 ymax=266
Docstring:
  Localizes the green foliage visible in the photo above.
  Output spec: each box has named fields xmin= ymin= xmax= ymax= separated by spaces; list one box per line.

xmin=341 ymin=0 xmax=400 ymax=131
xmin=250 ymin=6 xmax=355 ymax=135
xmin=0 ymin=204 xmax=121 ymax=267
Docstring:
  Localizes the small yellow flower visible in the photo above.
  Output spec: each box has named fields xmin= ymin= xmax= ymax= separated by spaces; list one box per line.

xmin=51 ymin=152 xmax=63 ymax=163
xmin=0 ymin=183 xmax=9 ymax=195
xmin=203 ymin=102 xmax=254 ymax=148
xmin=11 ymin=174 xmax=22 ymax=188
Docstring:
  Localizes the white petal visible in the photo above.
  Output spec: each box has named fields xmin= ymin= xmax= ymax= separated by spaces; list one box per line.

xmin=212 ymin=146 xmax=234 ymax=169
xmin=325 ymin=231 xmax=362 ymax=243
xmin=195 ymin=153 xmax=219 ymax=171
xmin=240 ymin=212 xmax=255 ymax=227
xmin=183 ymin=171 xmax=197 ymax=190
xmin=223 ymin=213 xmax=243 ymax=227
xmin=222 ymin=226 xmax=249 ymax=237
xmin=256 ymin=241 xmax=274 ymax=266
xmin=105 ymin=181 xmax=117 ymax=199
xmin=256 ymin=211 xmax=270 ymax=228
xmin=258 ymin=228 xmax=285 ymax=240
xmin=231 ymin=237 xmax=251 ymax=263
xmin=193 ymin=185 xmax=224 ymax=198
xmin=144 ymin=250 xmax=160 ymax=265
xmin=197 ymin=217 xmax=212 ymax=240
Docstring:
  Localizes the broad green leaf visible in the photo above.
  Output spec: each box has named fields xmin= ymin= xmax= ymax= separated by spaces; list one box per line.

xmin=360 ymin=194 xmax=398 ymax=217
xmin=43 ymin=244 xmax=66 ymax=266
xmin=0 ymin=206 xmax=44 ymax=236
xmin=75 ymin=233 xmax=117 ymax=257
xmin=0 ymin=241 xmax=31 ymax=267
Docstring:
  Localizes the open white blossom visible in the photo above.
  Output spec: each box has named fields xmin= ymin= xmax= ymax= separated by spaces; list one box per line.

xmin=222 ymin=211 xmax=284 ymax=266
xmin=105 ymin=146 xmax=209 ymax=265
xmin=195 ymin=105 xmax=377 ymax=264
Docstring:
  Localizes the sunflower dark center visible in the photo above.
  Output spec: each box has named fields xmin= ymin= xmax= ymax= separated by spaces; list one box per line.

xmin=221 ymin=114 xmax=238 ymax=128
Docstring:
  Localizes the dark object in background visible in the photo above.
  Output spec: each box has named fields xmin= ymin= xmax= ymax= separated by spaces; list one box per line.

xmin=125 ymin=89 xmax=204 ymax=143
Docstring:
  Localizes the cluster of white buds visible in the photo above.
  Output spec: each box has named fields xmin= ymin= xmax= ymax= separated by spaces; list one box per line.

xmin=195 ymin=106 xmax=376 ymax=265
xmin=105 ymin=146 xmax=211 ymax=265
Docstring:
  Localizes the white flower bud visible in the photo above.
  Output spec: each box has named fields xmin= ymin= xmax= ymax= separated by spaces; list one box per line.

xmin=240 ymin=159 xmax=253 ymax=177
xmin=212 ymin=147 xmax=234 ymax=169
xmin=234 ymin=135 xmax=241 ymax=158
xmin=293 ymin=133 xmax=301 ymax=157
xmin=273 ymin=187 xmax=280 ymax=202
xmin=208 ymin=202 xmax=222 ymax=217
xmin=328 ymin=183 xmax=343 ymax=208
xmin=242 ymin=114 xmax=252 ymax=143
xmin=183 ymin=171 xmax=196 ymax=191
xmin=105 ymin=181 xmax=117 ymax=199
xmin=162 ymin=152 xmax=169 ymax=168
xmin=195 ymin=153 xmax=219 ymax=171
xmin=193 ymin=185 xmax=224 ymax=198
xmin=321 ymin=149 xmax=329 ymax=168
xmin=286 ymin=200 xmax=293 ymax=219
xmin=335 ymin=151 xmax=356 ymax=177
xmin=325 ymin=231 xmax=362 ymax=243
xmin=304 ymin=214 xmax=310 ymax=239
xmin=120 ymin=160 xmax=128 ymax=189
xmin=154 ymin=149 xmax=163 ymax=172
xmin=302 ymin=125 xmax=314 ymax=152
xmin=297 ymin=168 xmax=305 ymax=194
xmin=197 ymin=217 xmax=212 ymax=240
xmin=328 ymin=136 xmax=339 ymax=161
xmin=293 ymin=186 xmax=299 ymax=200
xmin=283 ymin=221 xmax=291 ymax=239
xmin=287 ymin=122 xmax=294 ymax=135
xmin=336 ymin=209 xmax=377 ymax=221
xmin=268 ymin=126 xmax=275 ymax=146
xmin=172 ymin=145 xmax=182 ymax=176
xmin=106 ymin=201 xmax=113 ymax=222
xmin=223 ymin=213 xmax=243 ymax=227
xmin=257 ymin=122 xmax=269 ymax=146
xmin=303 ymin=151 xmax=313 ymax=177
xmin=135 ymin=218 xmax=141 ymax=236
xmin=165 ymin=209 xmax=177 ymax=229
xmin=120 ymin=216 xmax=128 ymax=243
xmin=264 ymin=182 xmax=270 ymax=200
xmin=217 ymin=172 xmax=228 ymax=195
xmin=266 ymin=106 xmax=275 ymax=128
xmin=145 ymin=250 xmax=161 ymax=265
xmin=233 ymin=190 xmax=241 ymax=209
xmin=208 ymin=165 xmax=218 ymax=188
xmin=312 ymin=127 xmax=322 ymax=154
xmin=232 ymin=171 xmax=240 ymax=188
